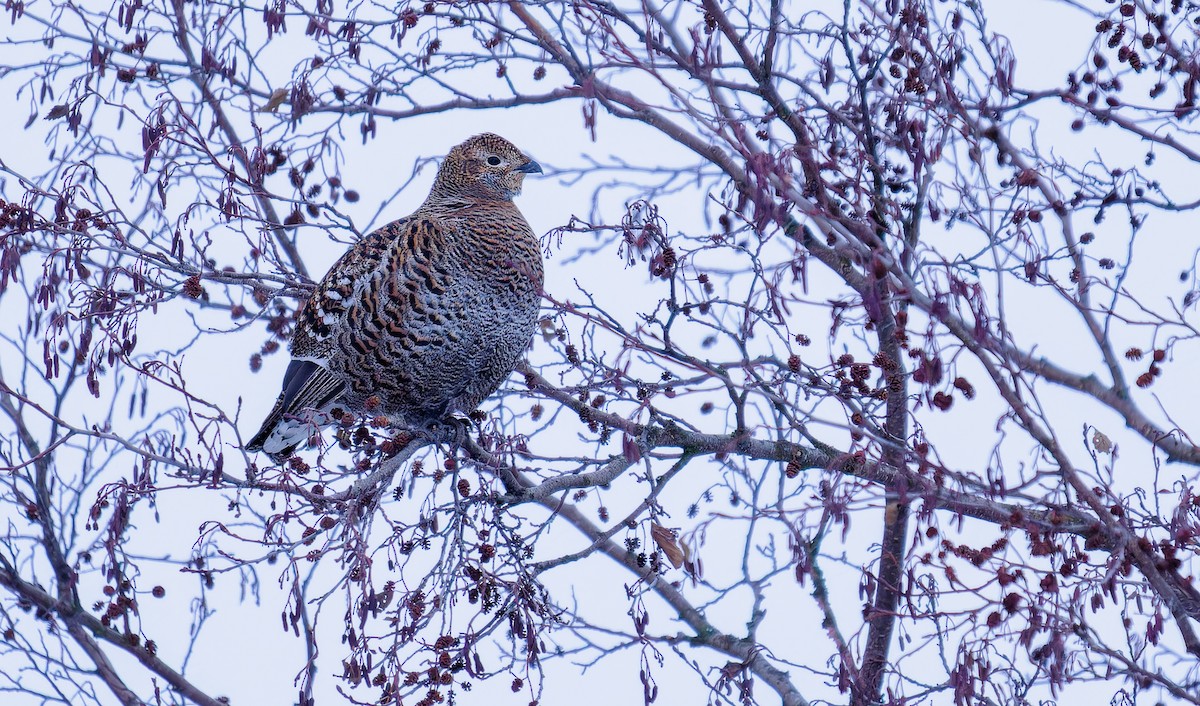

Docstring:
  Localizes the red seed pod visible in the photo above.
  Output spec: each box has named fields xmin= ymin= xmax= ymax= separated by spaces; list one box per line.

xmin=661 ymin=246 xmax=676 ymax=269
xmin=952 ymin=377 xmax=975 ymax=399
xmin=182 ymin=274 xmax=204 ymax=299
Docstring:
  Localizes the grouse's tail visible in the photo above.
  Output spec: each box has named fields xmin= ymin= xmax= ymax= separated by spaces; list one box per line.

xmin=245 ymin=359 xmax=345 ymax=463
xmin=245 ymin=398 xmax=300 ymax=463
xmin=244 ymin=405 xmax=277 ymax=453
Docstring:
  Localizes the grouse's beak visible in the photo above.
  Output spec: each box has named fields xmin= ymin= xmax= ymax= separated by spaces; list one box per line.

xmin=516 ymin=160 xmax=543 ymax=174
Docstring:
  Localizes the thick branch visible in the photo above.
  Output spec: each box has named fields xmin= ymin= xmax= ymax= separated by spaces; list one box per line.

xmin=0 ymin=568 xmax=226 ymax=706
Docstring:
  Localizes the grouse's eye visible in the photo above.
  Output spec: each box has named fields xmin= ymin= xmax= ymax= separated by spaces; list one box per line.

xmin=486 ymin=156 xmax=502 ymax=166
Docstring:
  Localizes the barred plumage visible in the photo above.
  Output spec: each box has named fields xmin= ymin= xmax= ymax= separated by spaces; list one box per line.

xmin=246 ymin=134 xmax=544 ymax=461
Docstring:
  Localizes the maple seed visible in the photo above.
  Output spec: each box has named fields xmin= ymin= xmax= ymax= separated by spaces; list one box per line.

xmin=651 ymin=523 xmax=686 ymax=568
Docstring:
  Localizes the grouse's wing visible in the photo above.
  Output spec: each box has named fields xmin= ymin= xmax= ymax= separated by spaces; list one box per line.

xmin=246 ymin=216 xmax=438 ymax=460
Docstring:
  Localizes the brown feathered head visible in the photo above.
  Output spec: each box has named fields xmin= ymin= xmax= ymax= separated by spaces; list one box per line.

xmin=431 ymin=133 xmax=542 ymax=201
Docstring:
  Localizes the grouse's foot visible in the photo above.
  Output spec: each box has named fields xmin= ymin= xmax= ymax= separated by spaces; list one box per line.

xmin=423 ymin=413 xmax=471 ymax=449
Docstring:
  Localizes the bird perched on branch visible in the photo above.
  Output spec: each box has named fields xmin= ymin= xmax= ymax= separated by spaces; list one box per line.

xmin=246 ymin=133 xmax=544 ymax=462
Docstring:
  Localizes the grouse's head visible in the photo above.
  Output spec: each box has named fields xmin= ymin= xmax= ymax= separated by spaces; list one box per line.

xmin=434 ymin=133 xmax=542 ymax=201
